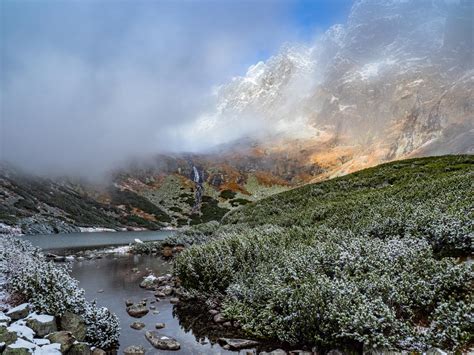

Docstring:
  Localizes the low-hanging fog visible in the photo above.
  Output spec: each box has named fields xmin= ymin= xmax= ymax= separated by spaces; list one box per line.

xmin=1 ymin=0 xmax=334 ymax=176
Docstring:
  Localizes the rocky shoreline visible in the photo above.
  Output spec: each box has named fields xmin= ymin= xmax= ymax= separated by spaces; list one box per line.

xmin=0 ymin=303 xmax=107 ymax=355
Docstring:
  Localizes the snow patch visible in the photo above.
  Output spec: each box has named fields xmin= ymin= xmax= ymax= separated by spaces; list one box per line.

xmin=26 ymin=313 xmax=54 ymax=323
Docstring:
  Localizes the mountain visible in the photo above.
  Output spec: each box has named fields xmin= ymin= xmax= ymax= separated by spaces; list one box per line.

xmin=1 ymin=0 xmax=472 ymax=234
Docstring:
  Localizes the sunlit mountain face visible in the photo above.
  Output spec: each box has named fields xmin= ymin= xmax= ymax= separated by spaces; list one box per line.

xmin=1 ymin=0 xmax=472 ymax=232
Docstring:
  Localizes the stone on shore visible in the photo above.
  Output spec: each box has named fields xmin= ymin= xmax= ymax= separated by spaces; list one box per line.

xmin=145 ymin=331 xmax=180 ymax=350
xmin=3 ymin=339 xmax=36 ymax=355
xmin=25 ymin=314 xmax=57 ymax=337
xmin=68 ymin=342 xmax=92 ymax=355
xmin=213 ymin=313 xmax=227 ymax=323
xmin=218 ymin=338 xmax=259 ymax=350
xmin=0 ymin=324 xmax=18 ymax=345
xmin=59 ymin=312 xmax=86 ymax=342
xmin=6 ymin=304 xmax=30 ymax=321
xmin=45 ymin=331 xmax=76 ymax=353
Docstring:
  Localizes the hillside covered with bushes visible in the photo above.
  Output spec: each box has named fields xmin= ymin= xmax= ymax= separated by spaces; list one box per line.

xmin=172 ymin=155 xmax=473 ymax=352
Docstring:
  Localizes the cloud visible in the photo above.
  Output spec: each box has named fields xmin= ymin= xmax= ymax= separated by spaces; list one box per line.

xmin=0 ymin=0 xmax=300 ymax=177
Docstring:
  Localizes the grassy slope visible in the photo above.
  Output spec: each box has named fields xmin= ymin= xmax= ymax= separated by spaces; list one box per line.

xmin=222 ymin=155 xmax=473 ymax=247
xmin=174 ymin=155 xmax=473 ymax=351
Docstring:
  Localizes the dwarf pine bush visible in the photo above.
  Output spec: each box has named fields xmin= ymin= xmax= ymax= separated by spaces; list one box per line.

xmin=0 ymin=236 xmax=120 ymax=348
xmin=174 ymin=156 xmax=474 ymax=351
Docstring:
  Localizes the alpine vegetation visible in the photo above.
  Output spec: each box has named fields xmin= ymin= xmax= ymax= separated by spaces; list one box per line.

xmin=0 ymin=236 xmax=120 ymax=349
xmin=174 ymin=155 xmax=474 ymax=351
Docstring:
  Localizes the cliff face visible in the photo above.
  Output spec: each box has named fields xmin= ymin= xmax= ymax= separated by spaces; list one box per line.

xmin=1 ymin=0 xmax=472 ymax=234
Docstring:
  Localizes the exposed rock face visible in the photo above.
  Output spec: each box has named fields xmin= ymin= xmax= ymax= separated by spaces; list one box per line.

xmin=0 ymin=0 xmax=472 ymax=234
xmin=145 ymin=331 xmax=180 ymax=350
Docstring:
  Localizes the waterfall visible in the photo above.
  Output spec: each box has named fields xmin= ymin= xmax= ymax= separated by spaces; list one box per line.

xmin=191 ymin=165 xmax=203 ymax=212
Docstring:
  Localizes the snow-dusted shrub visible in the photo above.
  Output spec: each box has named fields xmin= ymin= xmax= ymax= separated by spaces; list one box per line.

xmin=428 ymin=298 xmax=473 ymax=350
xmin=83 ymin=301 xmax=120 ymax=349
xmin=0 ymin=236 xmax=120 ymax=348
xmin=175 ymin=227 xmax=472 ymax=351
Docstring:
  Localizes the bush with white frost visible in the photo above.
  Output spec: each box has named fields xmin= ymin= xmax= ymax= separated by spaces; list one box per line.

xmin=0 ymin=236 xmax=120 ymax=349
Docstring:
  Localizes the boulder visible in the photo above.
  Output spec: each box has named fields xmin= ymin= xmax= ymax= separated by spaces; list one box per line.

xmin=130 ymin=322 xmax=145 ymax=330
xmin=45 ymin=331 xmax=76 ymax=353
xmin=260 ymin=350 xmax=287 ymax=355
xmin=91 ymin=349 xmax=106 ymax=355
xmin=123 ymin=345 xmax=146 ymax=355
xmin=169 ymin=298 xmax=180 ymax=305
xmin=3 ymin=339 xmax=36 ymax=355
xmin=154 ymin=291 xmax=166 ymax=298
xmin=145 ymin=331 xmax=180 ymax=350
xmin=68 ymin=342 xmax=92 ymax=355
xmin=155 ymin=322 xmax=165 ymax=329
xmin=213 ymin=313 xmax=227 ymax=323
xmin=125 ymin=299 xmax=134 ymax=307
xmin=6 ymin=304 xmax=30 ymax=321
xmin=35 ymin=343 xmax=62 ymax=354
xmin=139 ymin=275 xmax=157 ymax=289
xmin=59 ymin=312 xmax=86 ymax=341
xmin=0 ymin=324 xmax=18 ymax=345
xmin=218 ymin=338 xmax=259 ymax=350
xmin=126 ymin=304 xmax=149 ymax=318
xmin=26 ymin=314 xmax=57 ymax=337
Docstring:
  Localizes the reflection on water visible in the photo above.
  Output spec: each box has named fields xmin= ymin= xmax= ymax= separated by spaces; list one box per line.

xmin=70 ymin=254 xmax=236 ymax=354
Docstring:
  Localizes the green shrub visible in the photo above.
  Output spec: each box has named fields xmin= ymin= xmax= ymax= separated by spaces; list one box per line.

xmin=174 ymin=156 xmax=474 ymax=351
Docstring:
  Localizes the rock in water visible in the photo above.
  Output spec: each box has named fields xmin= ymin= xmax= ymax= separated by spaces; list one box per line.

xmin=130 ymin=322 xmax=145 ymax=330
xmin=218 ymin=338 xmax=259 ymax=350
xmin=124 ymin=345 xmax=146 ymax=355
xmin=68 ymin=342 xmax=92 ymax=355
xmin=126 ymin=304 xmax=149 ymax=318
xmin=145 ymin=331 xmax=180 ymax=350
xmin=155 ymin=322 xmax=165 ymax=329
xmin=6 ymin=304 xmax=30 ymax=321
xmin=59 ymin=312 xmax=86 ymax=341
xmin=45 ymin=331 xmax=76 ymax=353
xmin=26 ymin=314 xmax=57 ymax=337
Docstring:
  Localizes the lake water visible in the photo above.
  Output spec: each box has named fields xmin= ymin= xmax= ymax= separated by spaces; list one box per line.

xmin=22 ymin=231 xmax=246 ymax=354
xmin=70 ymin=254 xmax=237 ymax=354
xmin=22 ymin=230 xmax=174 ymax=252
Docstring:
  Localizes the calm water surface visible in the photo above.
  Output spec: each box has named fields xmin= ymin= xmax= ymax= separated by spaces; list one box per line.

xmin=23 ymin=231 xmax=242 ymax=354
xmin=70 ymin=254 xmax=238 ymax=354
xmin=22 ymin=230 xmax=173 ymax=251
